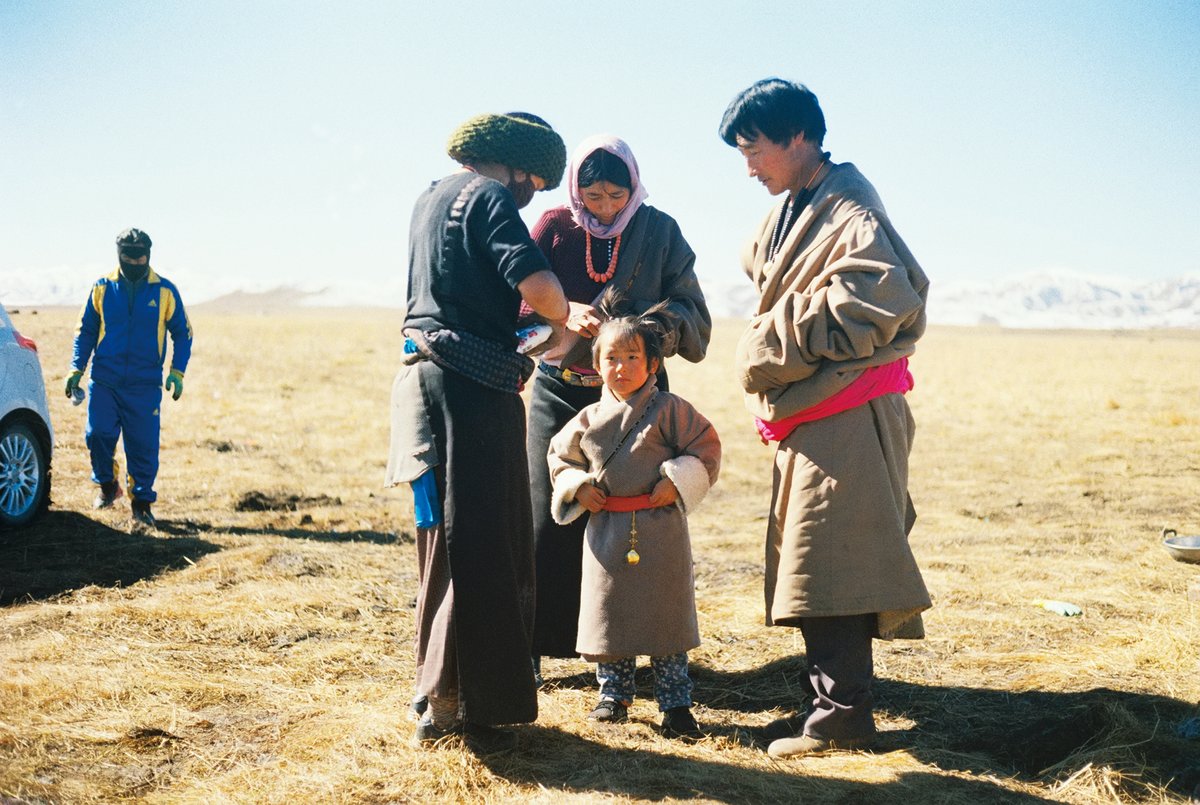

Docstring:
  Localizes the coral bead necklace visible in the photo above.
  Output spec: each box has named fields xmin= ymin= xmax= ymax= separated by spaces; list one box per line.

xmin=585 ymin=232 xmax=621 ymax=283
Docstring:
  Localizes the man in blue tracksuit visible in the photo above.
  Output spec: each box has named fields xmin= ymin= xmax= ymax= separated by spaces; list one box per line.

xmin=65 ymin=228 xmax=193 ymax=528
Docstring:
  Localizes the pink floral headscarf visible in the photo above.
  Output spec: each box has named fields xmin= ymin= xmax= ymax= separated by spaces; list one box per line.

xmin=567 ymin=134 xmax=649 ymax=238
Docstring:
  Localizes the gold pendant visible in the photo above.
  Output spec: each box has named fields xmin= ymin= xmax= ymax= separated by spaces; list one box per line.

xmin=626 ymin=511 xmax=639 ymax=565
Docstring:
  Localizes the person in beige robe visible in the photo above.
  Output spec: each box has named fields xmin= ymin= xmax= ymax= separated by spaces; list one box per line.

xmin=719 ymin=78 xmax=932 ymax=759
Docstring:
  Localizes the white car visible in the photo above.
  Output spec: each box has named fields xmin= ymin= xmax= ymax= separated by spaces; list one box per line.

xmin=0 ymin=301 xmax=53 ymax=527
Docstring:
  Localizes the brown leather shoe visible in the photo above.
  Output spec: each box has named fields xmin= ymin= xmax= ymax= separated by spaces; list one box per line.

xmin=767 ymin=733 xmax=873 ymax=759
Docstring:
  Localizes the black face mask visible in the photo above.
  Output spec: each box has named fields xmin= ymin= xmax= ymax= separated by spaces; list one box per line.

xmin=119 ymin=260 xmax=149 ymax=282
xmin=506 ymin=168 xmax=537 ymax=209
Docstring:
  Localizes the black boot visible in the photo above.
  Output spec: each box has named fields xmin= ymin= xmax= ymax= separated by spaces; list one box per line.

xmin=131 ymin=499 xmax=156 ymax=528
xmin=93 ymin=480 xmax=123 ymax=509
xmin=661 ymin=707 xmax=704 ymax=741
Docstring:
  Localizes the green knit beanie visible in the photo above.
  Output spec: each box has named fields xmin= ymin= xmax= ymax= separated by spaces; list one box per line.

xmin=447 ymin=113 xmax=567 ymax=190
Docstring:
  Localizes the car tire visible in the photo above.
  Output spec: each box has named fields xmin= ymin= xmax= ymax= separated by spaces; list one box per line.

xmin=0 ymin=420 xmax=49 ymax=528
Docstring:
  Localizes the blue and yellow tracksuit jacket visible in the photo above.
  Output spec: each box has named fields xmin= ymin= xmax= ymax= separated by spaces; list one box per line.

xmin=72 ymin=267 xmax=193 ymax=386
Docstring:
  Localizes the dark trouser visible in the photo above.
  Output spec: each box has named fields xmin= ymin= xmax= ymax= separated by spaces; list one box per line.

xmin=527 ymin=371 xmax=600 ymax=657
xmin=527 ymin=367 xmax=669 ymax=658
xmin=411 ymin=362 xmax=538 ymax=726
xmin=799 ymin=613 xmax=876 ymax=741
xmin=414 ymin=515 xmax=458 ymax=719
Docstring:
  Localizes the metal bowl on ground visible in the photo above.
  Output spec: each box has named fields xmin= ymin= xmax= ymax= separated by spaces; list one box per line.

xmin=1161 ymin=528 xmax=1200 ymax=564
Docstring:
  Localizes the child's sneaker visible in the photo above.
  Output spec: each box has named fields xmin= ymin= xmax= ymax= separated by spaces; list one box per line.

xmin=661 ymin=706 xmax=703 ymax=741
xmin=587 ymin=699 xmax=628 ymax=723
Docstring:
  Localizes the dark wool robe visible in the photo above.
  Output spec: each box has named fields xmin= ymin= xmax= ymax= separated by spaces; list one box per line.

xmin=526 ymin=204 xmax=711 ymax=657
xmin=386 ymin=171 xmax=550 ymax=725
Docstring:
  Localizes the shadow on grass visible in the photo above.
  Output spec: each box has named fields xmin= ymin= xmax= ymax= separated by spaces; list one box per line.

xmin=0 ymin=510 xmax=222 ymax=605
xmin=221 ymin=524 xmax=410 ymax=545
xmin=479 ymin=725 xmax=1054 ymax=803
xmin=138 ymin=513 xmax=412 ymax=546
xmin=686 ymin=656 xmax=1200 ymax=800
xmin=544 ymin=657 xmax=1198 ymax=797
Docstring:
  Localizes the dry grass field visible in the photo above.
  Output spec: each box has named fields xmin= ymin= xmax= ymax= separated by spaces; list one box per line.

xmin=2 ymin=306 xmax=1199 ymax=804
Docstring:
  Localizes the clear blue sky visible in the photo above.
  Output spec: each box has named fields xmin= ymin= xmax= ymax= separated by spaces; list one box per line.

xmin=3 ymin=0 xmax=1198 ymax=301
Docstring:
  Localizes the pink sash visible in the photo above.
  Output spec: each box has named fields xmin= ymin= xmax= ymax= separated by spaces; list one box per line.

xmin=754 ymin=357 xmax=913 ymax=443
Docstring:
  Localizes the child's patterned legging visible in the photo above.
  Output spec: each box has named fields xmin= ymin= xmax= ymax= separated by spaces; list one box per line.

xmin=596 ymin=652 xmax=693 ymax=711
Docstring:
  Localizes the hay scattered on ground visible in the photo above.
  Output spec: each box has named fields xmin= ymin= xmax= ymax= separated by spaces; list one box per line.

xmin=2 ymin=311 xmax=1198 ymax=803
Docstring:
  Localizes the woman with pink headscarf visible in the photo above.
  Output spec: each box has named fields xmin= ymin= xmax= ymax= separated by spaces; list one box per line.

xmin=525 ymin=134 xmax=711 ymax=684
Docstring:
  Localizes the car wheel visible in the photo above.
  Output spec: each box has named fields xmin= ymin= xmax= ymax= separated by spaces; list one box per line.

xmin=0 ymin=421 xmax=48 ymax=528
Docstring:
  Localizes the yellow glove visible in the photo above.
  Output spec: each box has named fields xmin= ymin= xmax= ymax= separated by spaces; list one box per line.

xmin=165 ymin=369 xmax=184 ymax=401
xmin=64 ymin=370 xmax=83 ymax=398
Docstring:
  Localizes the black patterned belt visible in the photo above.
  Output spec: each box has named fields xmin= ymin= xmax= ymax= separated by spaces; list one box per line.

xmin=537 ymin=362 xmax=604 ymax=388
xmin=404 ymin=329 xmax=534 ymax=393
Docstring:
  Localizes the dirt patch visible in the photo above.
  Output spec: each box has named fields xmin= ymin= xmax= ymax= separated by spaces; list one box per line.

xmin=202 ymin=439 xmax=259 ymax=453
xmin=267 ymin=629 xmax=322 ymax=651
xmin=262 ymin=551 xmax=334 ymax=577
xmin=123 ymin=727 xmax=184 ymax=749
xmin=235 ymin=491 xmax=342 ymax=512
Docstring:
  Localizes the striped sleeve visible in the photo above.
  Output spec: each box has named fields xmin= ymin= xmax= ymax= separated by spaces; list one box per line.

xmin=71 ymin=283 xmax=105 ymax=372
xmin=163 ymin=282 xmax=193 ymax=374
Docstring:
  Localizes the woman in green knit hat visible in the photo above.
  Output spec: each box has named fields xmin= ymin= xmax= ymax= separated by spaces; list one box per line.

xmin=386 ymin=112 xmax=570 ymax=753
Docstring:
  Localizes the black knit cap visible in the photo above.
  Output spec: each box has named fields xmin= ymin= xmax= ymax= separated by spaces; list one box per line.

xmin=116 ymin=227 xmax=152 ymax=258
xmin=447 ymin=113 xmax=567 ymax=190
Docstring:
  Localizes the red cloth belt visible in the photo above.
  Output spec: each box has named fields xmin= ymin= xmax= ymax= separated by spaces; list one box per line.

xmin=754 ymin=357 xmax=913 ymax=443
xmin=601 ymin=494 xmax=664 ymax=512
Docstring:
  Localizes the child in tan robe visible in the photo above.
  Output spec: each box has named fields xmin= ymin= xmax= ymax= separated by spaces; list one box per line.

xmin=547 ymin=298 xmax=721 ymax=739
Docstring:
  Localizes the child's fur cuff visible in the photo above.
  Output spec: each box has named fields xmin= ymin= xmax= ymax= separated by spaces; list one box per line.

xmin=660 ymin=456 xmax=711 ymax=515
xmin=551 ymin=468 xmax=594 ymax=524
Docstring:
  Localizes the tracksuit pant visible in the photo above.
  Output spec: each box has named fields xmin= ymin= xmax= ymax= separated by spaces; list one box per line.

xmin=86 ymin=381 xmax=161 ymax=503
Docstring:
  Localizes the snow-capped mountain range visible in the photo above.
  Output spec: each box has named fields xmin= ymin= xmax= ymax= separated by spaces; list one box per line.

xmin=686 ymin=270 xmax=1200 ymax=329
xmin=3 ymin=268 xmax=1198 ymax=329
xmin=924 ymin=272 xmax=1200 ymax=329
